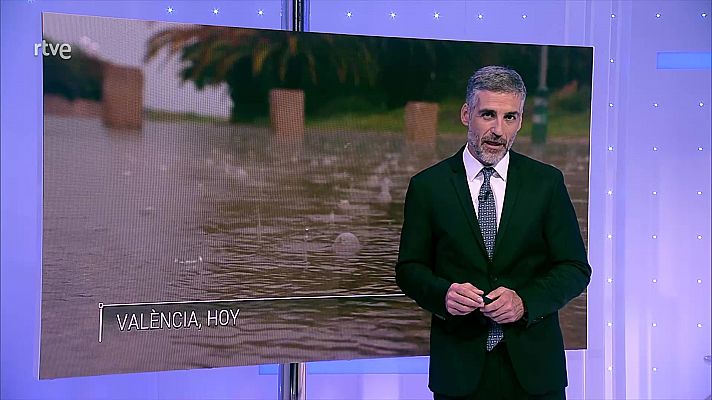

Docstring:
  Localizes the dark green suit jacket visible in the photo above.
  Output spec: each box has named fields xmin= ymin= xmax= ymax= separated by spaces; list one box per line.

xmin=396 ymin=147 xmax=591 ymax=396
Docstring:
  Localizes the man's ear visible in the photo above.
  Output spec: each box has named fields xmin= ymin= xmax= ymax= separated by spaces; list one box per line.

xmin=460 ymin=103 xmax=470 ymax=127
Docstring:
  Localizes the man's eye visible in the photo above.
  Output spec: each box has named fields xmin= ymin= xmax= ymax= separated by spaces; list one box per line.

xmin=505 ymin=115 xmax=517 ymax=121
xmin=481 ymin=112 xmax=495 ymax=119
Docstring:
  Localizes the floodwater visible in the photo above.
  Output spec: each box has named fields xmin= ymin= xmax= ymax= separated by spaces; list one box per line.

xmin=41 ymin=115 xmax=588 ymax=378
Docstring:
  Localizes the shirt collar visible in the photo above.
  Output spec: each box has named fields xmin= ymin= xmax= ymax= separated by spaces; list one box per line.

xmin=463 ymin=144 xmax=510 ymax=182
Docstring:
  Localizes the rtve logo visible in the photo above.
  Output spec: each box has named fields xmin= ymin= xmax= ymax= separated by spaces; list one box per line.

xmin=34 ymin=40 xmax=72 ymax=60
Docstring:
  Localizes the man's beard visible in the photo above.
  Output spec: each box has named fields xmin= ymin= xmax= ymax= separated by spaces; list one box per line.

xmin=468 ymin=132 xmax=514 ymax=166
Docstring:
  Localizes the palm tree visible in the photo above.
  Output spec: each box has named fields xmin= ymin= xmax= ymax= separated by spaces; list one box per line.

xmin=145 ymin=25 xmax=379 ymax=122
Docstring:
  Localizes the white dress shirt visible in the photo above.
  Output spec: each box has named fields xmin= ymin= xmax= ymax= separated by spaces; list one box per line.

xmin=462 ymin=146 xmax=510 ymax=229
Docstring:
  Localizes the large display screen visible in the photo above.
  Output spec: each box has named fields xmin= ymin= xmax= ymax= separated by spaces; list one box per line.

xmin=41 ymin=13 xmax=592 ymax=378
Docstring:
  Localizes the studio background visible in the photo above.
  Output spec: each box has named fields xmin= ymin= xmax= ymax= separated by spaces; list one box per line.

xmin=2 ymin=1 xmax=710 ymax=399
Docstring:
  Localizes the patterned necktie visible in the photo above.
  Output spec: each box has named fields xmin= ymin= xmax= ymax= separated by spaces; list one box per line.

xmin=478 ymin=167 xmax=503 ymax=351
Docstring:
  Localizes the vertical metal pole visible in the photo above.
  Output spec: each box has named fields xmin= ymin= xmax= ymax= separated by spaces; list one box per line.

xmin=278 ymin=363 xmax=306 ymax=400
xmin=293 ymin=0 xmax=303 ymax=32
xmin=283 ymin=0 xmax=306 ymax=32
xmin=277 ymin=5 xmax=307 ymax=397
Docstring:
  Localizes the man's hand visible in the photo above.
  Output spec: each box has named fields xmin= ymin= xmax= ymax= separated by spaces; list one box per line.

xmin=482 ymin=287 xmax=525 ymax=323
xmin=445 ymin=283 xmax=485 ymax=316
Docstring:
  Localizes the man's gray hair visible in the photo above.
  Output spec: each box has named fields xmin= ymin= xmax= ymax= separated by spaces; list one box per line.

xmin=465 ymin=65 xmax=527 ymax=109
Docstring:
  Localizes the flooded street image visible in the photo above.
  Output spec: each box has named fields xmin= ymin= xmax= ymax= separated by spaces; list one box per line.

xmin=41 ymin=115 xmax=588 ymax=378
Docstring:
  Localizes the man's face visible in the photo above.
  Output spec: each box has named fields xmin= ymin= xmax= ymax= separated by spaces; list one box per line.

xmin=460 ymin=90 xmax=523 ymax=166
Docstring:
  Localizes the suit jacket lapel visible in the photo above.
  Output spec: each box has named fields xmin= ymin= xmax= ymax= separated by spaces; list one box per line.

xmin=494 ymin=151 xmax=522 ymax=260
xmin=448 ymin=147 xmax=488 ymax=258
